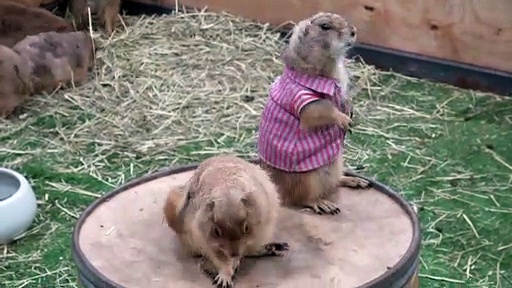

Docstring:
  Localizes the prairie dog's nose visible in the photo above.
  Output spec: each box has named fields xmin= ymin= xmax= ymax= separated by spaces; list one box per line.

xmin=349 ymin=25 xmax=357 ymax=37
xmin=231 ymin=252 xmax=240 ymax=257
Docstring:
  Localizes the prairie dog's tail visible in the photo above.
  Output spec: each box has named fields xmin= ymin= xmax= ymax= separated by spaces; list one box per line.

xmin=163 ymin=185 xmax=189 ymax=233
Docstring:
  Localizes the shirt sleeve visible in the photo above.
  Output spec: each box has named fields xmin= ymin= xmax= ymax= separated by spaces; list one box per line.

xmin=290 ymin=90 xmax=321 ymax=118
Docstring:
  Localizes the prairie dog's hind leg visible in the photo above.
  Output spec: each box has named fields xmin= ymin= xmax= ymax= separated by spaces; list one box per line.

xmin=338 ymin=175 xmax=370 ymax=188
xmin=261 ymin=162 xmax=340 ymax=215
xmin=301 ymin=170 xmax=341 ymax=215
xmin=336 ymin=156 xmax=370 ymax=189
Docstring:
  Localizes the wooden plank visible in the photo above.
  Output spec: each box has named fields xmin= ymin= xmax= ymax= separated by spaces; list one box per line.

xmin=134 ymin=0 xmax=512 ymax=73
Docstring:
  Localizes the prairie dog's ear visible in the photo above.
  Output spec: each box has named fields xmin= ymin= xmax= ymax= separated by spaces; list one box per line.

xmin=209 ymin=224 xmax=222 ymax=238
xmin=303 ymin=23 xmax=310 ymax=38
xmin=206 ymin=200 xmax=216 ymax=222
xmin=206 ymin=200 xmax=215 ymax=211
xmin=186 ymin=172 xmax=203 ymax=198
xmin=240 ymin=196 xmax=254 ymax=207
xmin=294 ymin=20 xmax=309 ymax=41
xmin=242 ymin=220 xmax=249 ymax=234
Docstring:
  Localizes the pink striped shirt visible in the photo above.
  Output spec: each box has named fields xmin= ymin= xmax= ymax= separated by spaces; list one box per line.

xmin=257 ymin=66 xmax=351 ymax=172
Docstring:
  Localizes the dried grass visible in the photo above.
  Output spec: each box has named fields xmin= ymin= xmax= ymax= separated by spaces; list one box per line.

xmin=0 ymin=10 xmax=382 ymax=177
xmin=1 ymin=9 xmax=511 ymax=288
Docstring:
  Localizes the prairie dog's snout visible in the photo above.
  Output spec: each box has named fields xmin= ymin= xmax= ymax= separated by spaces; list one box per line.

xmin=348 ymin=25 xmax=357 ymax=42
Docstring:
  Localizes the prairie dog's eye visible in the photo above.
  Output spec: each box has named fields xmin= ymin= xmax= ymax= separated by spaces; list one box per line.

xmin=212 ymin=226 xmax=222 ymax=238
xmin=242 ymin=221 xmax=249 ymax=234
xmin=319 ymin=23 xmax=332 ymax=31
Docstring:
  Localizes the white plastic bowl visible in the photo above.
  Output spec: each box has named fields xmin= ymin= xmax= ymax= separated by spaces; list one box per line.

xmin=0 ymin=168 xmax=37 ymax=245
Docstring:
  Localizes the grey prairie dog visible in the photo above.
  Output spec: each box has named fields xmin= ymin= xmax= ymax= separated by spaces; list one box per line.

xmin=0 ymin=45 xmax=33 ymax=119
xmin=12 ymin=31 xmax=93 ymax=94
xmin=163 ymin=155 xmax=290 ymax=288
xmin=257 ymin=12 xmax=370 ymax=216
xmin=68 ymin=0 xmax=121 ymax=35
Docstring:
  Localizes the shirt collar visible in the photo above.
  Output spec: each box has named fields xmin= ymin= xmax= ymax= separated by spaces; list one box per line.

xmin=283 ymin=65 xmax=340 ymax=96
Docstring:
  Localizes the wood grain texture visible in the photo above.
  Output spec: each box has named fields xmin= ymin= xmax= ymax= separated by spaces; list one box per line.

xmin=133 ymin=0 xmax=512 ymax=72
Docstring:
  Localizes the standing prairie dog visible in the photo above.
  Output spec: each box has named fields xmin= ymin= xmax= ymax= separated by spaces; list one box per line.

xmin=163 ymin=155 xmax=290 ymax=288
xmin=257 ymin=12 xmax=370 ymax=216
xmin=68 ymin=0 xmax=121 ymax=35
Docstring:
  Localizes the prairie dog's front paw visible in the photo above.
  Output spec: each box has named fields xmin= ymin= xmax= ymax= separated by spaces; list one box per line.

xmin=335 ymin=112 xmax=352 ymax=131
xmin=200 ymin=258 xmax=218 ymax=280
xmin=213 ymin=272 xmax=234 ymax=288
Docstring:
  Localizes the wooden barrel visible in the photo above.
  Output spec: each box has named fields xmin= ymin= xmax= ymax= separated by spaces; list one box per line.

xmin=72 ymin=160 xmax=421 ymax=288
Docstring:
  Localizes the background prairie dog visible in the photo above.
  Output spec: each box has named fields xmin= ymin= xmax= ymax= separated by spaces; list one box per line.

xmin=0 ymin=45 xmax=33 ymax=119
xmin=13 ymin=31 xmax=93 ymax=94
xmin=68 ymin=0 xmax=121 ymax=35
xmin=163 ymin=155 xmax=289 ymax=288
xmin=257 ymin=12 xmax=369 ymax=216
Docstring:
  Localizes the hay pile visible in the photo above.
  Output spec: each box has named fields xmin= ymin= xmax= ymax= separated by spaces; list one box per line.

xmin=0 ymin=12 xmax=380 ymax=183
xmin=0 ymin=11 xmax=379 ymax=177
xmin=3 ymin=11 xmax=512 ymax=288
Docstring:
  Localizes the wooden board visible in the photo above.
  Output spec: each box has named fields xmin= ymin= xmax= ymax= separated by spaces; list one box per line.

xmin=134 ymin=0 xmax=512 ymax=73
xmin=75 ymin=168 xmax=419 ymax=287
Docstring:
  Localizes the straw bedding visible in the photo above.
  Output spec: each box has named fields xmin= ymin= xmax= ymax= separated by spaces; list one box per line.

xmin=0 ymin=11 xmax=378 ymax=175
xmin=2 ymin=8 xmax=512 ymax=288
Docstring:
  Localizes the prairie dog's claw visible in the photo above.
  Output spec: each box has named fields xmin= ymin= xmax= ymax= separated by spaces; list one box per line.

xmin=262 ymin=242 xmax=290 ymax=256
xmin=304 ymin=199 xmax=341 ymax=215
xmin=339 ymin=176 xmax=370 ymax=188
xmin=213 ymin=273 xmax=234 ymax=288
xmin=336 ymin=113 xmax=352 ymax=131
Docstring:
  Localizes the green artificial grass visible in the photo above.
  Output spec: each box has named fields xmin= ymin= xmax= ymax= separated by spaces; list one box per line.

xmin=1 ymin=13 xmax=511 ymax=288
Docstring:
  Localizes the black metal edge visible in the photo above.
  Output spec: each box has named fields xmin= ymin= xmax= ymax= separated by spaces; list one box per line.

xmin=71 ymin=159 xmax=422 ymax=288
xmin=350 ymin=173 xmax=421 ymax=288
xmin=117 ymin=0 xmax=512 ymax=97
xmin=399 ymin=260 xmax=419 ymax=288
xmin=345 ymin=42 xmax=512 ymax=97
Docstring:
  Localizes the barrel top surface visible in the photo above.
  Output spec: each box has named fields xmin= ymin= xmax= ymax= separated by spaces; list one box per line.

xmin=76 ymin=167 xmax=416 ymax=288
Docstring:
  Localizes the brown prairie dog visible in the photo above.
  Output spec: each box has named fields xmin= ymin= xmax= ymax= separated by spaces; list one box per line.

xmin=163 ymin=155 xmax=290 ymax=288
xmin=0 ymin=45 xmax=33 ymax=119
xmin=12 ymin=31 xmax=93 ymax=94
xmin=68 ymin=0 xmax=121 ymax=35
xmin=257 ymin=12 xmax=370 ymax=216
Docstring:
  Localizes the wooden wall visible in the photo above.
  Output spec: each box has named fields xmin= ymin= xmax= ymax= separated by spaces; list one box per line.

xmin=137 ymin=0 xmax=512 ymax=73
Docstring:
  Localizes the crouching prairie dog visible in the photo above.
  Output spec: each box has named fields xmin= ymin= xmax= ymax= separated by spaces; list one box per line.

xmin=0 ymin=45 xmax=33 ymax=119
xmin=257 ymin=12 xmax=370 ymax=216
xmin=163 ymin=155 xmax=289 ymax=288
xmin=68 ymin=0 xmax=121 ymax=35
xmin=12 ymin=31 xmax=93 ymax=94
